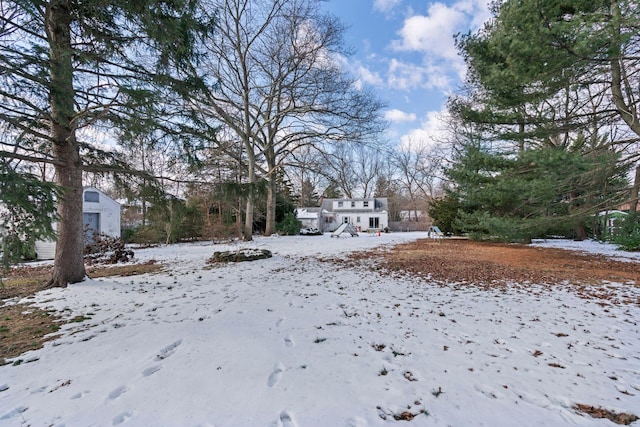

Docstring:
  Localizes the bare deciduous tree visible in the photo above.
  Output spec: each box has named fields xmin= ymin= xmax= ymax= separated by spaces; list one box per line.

xmin=196 ymin=0 xmax=386 ymax=238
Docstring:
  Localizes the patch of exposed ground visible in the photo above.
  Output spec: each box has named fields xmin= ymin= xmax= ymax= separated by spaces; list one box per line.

xmin=0 ymin=260 xmax=162 ymax=300
xmin=0 ymin=304 xmax=63 ymax=365
xmin=376 ymin=239 xmax=639 ymax=285
xmin=573 ymin=404 xmax=639 ymax=425
xmin=0 ymin=261 xmax=163 ymax=364
xmin=335 ymin=238 xmax=640 ymax=305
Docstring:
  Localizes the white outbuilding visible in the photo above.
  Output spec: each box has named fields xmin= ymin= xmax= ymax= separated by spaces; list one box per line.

xmin=35 ymin=187 xmax=121 ymax=260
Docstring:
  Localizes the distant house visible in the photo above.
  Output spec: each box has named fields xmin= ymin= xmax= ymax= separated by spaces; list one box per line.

xmin=295 ymin=207 xmax=325 ymax=229
xmin=298 ymin=198 xmax=388 ymax=233
xmin=35 ymin=187 xmax=121 ymax=260
xmin=597 ymin=210 xmax=628 ymax=237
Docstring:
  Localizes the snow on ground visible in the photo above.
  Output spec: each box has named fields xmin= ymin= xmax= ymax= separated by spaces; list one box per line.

xmin=1 ymin=233 xmax=639 ymax=427
xmin=532 ymin=238 xmax=640 ymax=263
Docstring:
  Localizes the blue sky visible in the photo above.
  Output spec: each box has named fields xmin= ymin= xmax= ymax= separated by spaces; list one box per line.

xmin=321 ymin=0 xmax=492 ymax=148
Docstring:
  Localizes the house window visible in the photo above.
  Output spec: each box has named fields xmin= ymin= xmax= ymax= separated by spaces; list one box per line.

xmin=338 ymin=201 xmax=343 ymax=207
xmin=363 ymin=201 xmax=369 ymax=207
xmin=84 ymin=191 xmax=99 ymax=203
xmin=356 ymin=216 xmax=361 ymax=223
xmin=343 ymin=217 xmax=350 ymax=224
xmin=351 ymin=201 xmax=356 ymax=207
xmin=369 ymin=217 xmax=379 ymax=228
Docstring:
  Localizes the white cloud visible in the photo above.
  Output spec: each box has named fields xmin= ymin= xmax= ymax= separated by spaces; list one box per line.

xmin=463 ymin=0 xmax=493 ymax=30
xmin=356 ymin=64 xmax=384 ymax=87
xmin=387 ymin=58 xmax=451 ymax=91
xmin=399 ymin=109 xmax=451 ymax=151
xmin=387 ymin=59 xmax=425 ymax=90
xmin=385 ymin=109 xmax=417 ymax=123
xmin=384 ymin=0 xmax=492 ymax=92
xmin=373 ymin=0 xmax=402 ymax=13
xmin=392 ymin=3 xmax=466 ymax=59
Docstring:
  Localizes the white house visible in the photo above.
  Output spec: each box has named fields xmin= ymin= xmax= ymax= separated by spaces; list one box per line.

xmin=309 ymin=197 xmax=388 ymax=233
xmin=295 ymin=207 xmax=325 ymax=229
xmin=35 ymin=187 xmax=121 ymax=260
xmin=597 ymin=209 xmax=628 ymax=237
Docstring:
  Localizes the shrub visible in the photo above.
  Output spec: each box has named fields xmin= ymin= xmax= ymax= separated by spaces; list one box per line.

xmin=611 ymin=212 xmax=640 ymax=251
xmin=276 ymin=213 xmax=301 ymax=236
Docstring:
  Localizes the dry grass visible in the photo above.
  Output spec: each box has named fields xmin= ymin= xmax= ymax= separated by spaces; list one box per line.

xmin=1 ymin=261 xmax=162 ymax=300
xmin=1 ymin=261 xmax=163 ymax=364
xmin=0 ymin=304 xmax=63 ymax=365
xmin=573 ymin=404 xmax=639 ymax=425
xmin=376 ymin=239 xmax=640 ymax=286
xmin=334 ymin=238 xmax=640 ymax=306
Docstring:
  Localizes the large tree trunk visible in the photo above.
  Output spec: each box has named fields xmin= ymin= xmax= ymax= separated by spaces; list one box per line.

xmin=264 ymin=147 xmax=277 ymax=236
xmin=629 ymin=164 xmax=640 ymax=213
xmin=265 ymin=175 xmax=277 ymax=235
xmin=50 ymin=147 xmax=86 ymax=288
xmin=573 ymin=223 xmax=588 ymax=241
xmin=243 ymin=196 xmax=254 ymax=241
xmin=243 ymin=148 xmax=256 ymax=241
xmin=45 ymin=0 xmax=86 ymax=288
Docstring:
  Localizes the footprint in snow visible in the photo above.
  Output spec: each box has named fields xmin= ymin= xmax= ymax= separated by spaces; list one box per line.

xmin=70 ymin=390 xmax=91 ymax=400
xmin=267 ymin=363 xmax=285 ymax=388
xmin=141 ymin=365 xmax=162 ymax=377
xmin=154 ymin=339 xmax=183 ymax=361
xmin=112 ymin=411 xmax=134 ymax=425
xmin=108 ymin=385 xmax=129 ymax=400
xmin=276 ymin=317 xmax=285 ymax=327
xmin=279 ymin=410 xmax=297 ymax=427
xmin=0 ymin=406 xmax=28 ymax=420
xmin=284 ymin=335 xmax=295 ymax=348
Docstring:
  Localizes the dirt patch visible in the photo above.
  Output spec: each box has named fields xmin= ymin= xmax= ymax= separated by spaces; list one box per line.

xmin=573 ymin=404 xmax=639 ymax=425
xmin=0 ymin=261 xmax=163 ymax=364
xmin=334 ymin=239 xmax=640 ymax=304
xmin=0 ymin=304 xmax=63 ymax=365
xmin=374 ymin=239 xmax=639 ymax=286
xmin=0 ymin=260 xmax=163 ymax=300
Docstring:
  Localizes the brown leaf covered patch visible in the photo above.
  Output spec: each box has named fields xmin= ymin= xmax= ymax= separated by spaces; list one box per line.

xmin=573 ymin=404 xmax=639 ymax=425
xmin=379 ymin=239 xmax=639 ymax=286
xmin=334 ymin=239 xmax=640 ymax=304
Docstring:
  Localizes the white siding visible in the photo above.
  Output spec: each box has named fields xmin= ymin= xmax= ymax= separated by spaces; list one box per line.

xmin=35 ymin=187 xmax=120 ymax=260
xmin=34 ymin=241 xmax=56 ymax=260
xmin=335 ymin=212 xmax=388 ymax=231
xmin=83 ymin=187 xmax=121 ymax=238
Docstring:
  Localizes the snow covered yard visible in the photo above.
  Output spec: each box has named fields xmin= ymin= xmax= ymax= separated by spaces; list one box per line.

xmin=1 ymin=233 xmax=639 ymax=426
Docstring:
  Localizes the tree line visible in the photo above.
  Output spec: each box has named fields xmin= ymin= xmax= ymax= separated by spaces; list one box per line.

xmin=4 ymin=0 xmax=639 ymax=289
xmin=0 ymin=0 xmax=440 ymax=288
xmin=430 ymin=0 xmax=640 ymax=247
